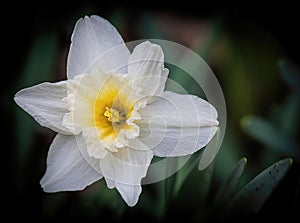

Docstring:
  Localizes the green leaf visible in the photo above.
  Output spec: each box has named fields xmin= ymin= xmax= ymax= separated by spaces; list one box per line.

xmin=175 ymin=161 xmax=215 ymax=211
xmin=173 ymin=153 xmax=202 ymax=197
xmin=164 ymin=157 xmax=179 ymax=202
xmin=224 ymin=158 xmax=293 ymax=217
xmin=241 ymin=115 xmax=299 ymax=158
xmin=165 ymin=64 xmax=205 ymax=98
xmin=212 ymin=157 xmax=247 ymax=210
xmin=198 ymin=128 xmax=221 ymax=170
xmin=152 ymin=181 xmax=167 ymax=219
xmin=278 ymin=58 xmax=300 ymax=92
xmin=214 ymin=127 xmax=245 ymax=185
xmin=271 ymin=93 xmax=300 ymax=136
xmin=17 ymin=32 xmax=58 ymax=88
xmin=15 ymin=32 xmax=58 ymax=161
xmin=78 ymin=181 xmax=126 ymax=220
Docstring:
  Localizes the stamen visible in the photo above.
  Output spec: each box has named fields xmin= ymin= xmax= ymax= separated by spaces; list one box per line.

xmin=104 ymin=107 xmax=126 ymax=123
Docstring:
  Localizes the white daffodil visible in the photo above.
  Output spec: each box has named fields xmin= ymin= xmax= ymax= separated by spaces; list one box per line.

xmin=14 ymin=15 xmax=219 ymax=206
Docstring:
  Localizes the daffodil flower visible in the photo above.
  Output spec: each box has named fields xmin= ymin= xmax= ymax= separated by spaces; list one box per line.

xmin=14 ymin=15 xmax=219 ymax=206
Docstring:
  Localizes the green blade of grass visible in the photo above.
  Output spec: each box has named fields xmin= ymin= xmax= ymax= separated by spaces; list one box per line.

xmin=223 ymin=158 xmax=293 ymax=217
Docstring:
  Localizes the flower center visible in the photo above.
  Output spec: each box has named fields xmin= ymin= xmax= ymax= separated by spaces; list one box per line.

xmin=104 ymin=107 xmax=126 ymax=124
xmin=63 ymin=72 xmax=143 ymax=155
xmin=90 ymin=74 xmax=142 ymax=151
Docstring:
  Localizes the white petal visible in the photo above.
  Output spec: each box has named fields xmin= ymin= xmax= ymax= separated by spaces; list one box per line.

xmin=14 ymin=81 xmax=71 ymax=134
xmin=40 ymin=134 xmax=102 ymax=192
xmin=137 ymin=91 xmax=219 ymax=157
xmin=61 ymin=72 xmax=109 ymax=134
xmin=104 ymin=179 xmax=141 ymax=207
xmin=100 ymin=148 xmax=153 ymax=206
xmin=116 ymin=183 xmax=142 ymax=207
xmin=67 ymin=15 xmax=130 ymax=79
xmin=128 ymin=41 xmax=168 ymax=98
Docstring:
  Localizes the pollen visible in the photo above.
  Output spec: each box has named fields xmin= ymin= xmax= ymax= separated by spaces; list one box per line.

xmin=104 ymin=107 xmax=126 ymax=124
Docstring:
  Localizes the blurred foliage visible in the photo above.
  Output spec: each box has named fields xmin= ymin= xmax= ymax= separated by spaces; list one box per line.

xmin=223 ymin=158 xmax=292 ymax=217
xmin=241 ymin=59 xmax=300 ymax=162
xmin=4 ymin=3 xmax=300 ymax=223
xmin=15 ymin=32 xmax=58 ymax=162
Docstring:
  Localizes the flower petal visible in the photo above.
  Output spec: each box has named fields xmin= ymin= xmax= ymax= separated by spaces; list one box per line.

xmin=137 ymin=91 xmax=219 ymax=157
xmin=40 ymin=134 xmax=102 ymax=192
xmin=105 ymin=178 xmax=141 ymax=206
xmin=128 ymin=41 xmax=168 ymax=98
xmin=67 ymin=15 xmax=130 ymax=79
xmin=100 ymin=148 xmax=153 ymax=206
xmin=116 ymin=183 xmax=142 ymax=207
xmin=14 ymin=81 xmax=71 ymax=134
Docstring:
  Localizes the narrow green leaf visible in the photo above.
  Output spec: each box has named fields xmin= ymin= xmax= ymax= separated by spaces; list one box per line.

xmin=15 ymin=32 xmax=58 ymax=161
xmin=198 ymin=128 xmax=221 ymax=170
xmin=241 ymin=115 xmax=299 ymax=158
xmin=164 ymin=157 xmax=179 ymax=202
xmin=212 ymin=157 xmax=247 ymax=210
xmin=153 ymin=181 xmax=167 ymax=219
xmin=224 ymin=158 xmax=293 ymax=217
xmin=214 ymin=128 xmax=245 ymax=185
xmin=173 ymin=152 xmax=202 ymax=197
xmin=175 ymin=161 xmax=215 ymax=210
xmin=80 ymin=181 xmax=125 ymax=218
xmin=278 ymin=59 xmax=300 ymax=92
xmin=271 ymin=93 xmax=300 ymax=136
xmin=165 ymin=64 xmax=195 ymax=95
xmin=17 ymin=32 xmax=58 ymax=87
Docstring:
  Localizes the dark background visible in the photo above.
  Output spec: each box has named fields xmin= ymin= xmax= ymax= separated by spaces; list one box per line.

xmin=2 ymin=1 xmax=300 ymax=222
